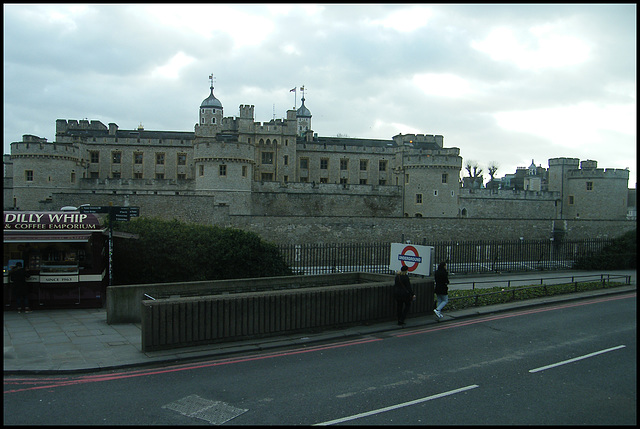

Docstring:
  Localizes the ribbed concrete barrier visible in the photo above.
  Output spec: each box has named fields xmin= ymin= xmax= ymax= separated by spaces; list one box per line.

xmin=107 ymin=272 xmax=386 ymax=324
xmin=140 ymin=273 xmax=434 ymax=352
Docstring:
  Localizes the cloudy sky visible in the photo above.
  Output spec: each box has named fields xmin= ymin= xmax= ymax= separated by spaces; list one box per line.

xmin=3 ymin=3 xmax=637 ymax=186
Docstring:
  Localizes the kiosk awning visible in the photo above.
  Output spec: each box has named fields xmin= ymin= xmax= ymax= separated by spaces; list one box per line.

xmin=3 ymin=232 xmax=94 ymax=243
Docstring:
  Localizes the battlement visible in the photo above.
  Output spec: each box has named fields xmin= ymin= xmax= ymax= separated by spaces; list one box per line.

xmin=392 ymin=133 xmax=444 ymax=148
xmin=56 ymin=119 xmax=108 ymax=135
xmin=548 ymin=157 xmax=580 ymax=168
xmin=11 ymin=140 xmax=80 ymax=157
xmin=566 ymin=168 xmax=630 ymax=179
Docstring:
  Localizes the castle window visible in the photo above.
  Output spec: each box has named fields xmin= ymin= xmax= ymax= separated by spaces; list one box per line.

xmin=405 ymin=174 xmax=409 ymax=184
xmin=379 ymin=179 xmax=386 ymax=185
xmin=177 ymin=173 xmax=186 ymax=180
xmin=360 ymin=160 xmax=368 ymax=171
xmin=25 ymin=170 xmax=34 ymax=182
xmin=320 ymin=177 xmax=328 ymax=184
xmin=112 ymin=151 xmax=122 ymax=164
xmin=201 ymin=118 xmax=205 ymax=124
xmin=71 ymin=172 xmax=76 ymax=183
xmin=284 ymin=155 xmax=289 ymax=166
xmin=177 ymin=153 xmax=186 ymax=165
xmin=219 ymin=165 xmax=227 ymax=176
xmin=112 ymin=172 xmax=121 ymax=179
xmin=416 ymin=194 xmax=423 ymax=204
xmin=340 ymin=159 xmax=348 ymax=170
xmin=261 ymin=173 xmax=273 ymax=181
xmin=199 ymin=165 xmax=204 ymax=176
xmin=379 ymin=160 xmax=387 ymax=172
xmin=134 ymin=152 xmax=143 ymax=164
xmin=262 ymin=152 xmax=274 ymax=164
xmin=211 ymin=118 xmax=216 ymax=124
xmin=442 ymin=173 xmax=448 ymax=183
xmin=90 ymin=151 xmax=99 ymax=163
xmin=340 ymin=178 xmax=348 ymax=185
xmin=568 ymin=195 xmax=575 ymax=205
xmin=586 ymin=181 xmax=593 ymax=191
xmin=156 ymin=153 xmax=165 ymax=165
xmin=434 ymin=190 xmax=438 ymax=196
xmin=359 ymin=179 xmax=368 ymax=185
xmin=242 ymin=166 xmax=247 ymax=177
xmin=320 ymin=158 xmax=329 ymax=170
xmin=300 ymin=158 xmax=309 ymax=169
xmin=134 ymin=172 xmax=143 ymax=179
xmin=155 ymin=173 xmax=164 ymax=179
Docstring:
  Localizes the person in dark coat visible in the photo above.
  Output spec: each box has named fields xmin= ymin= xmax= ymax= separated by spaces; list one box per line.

xmin=433 ymin=261 xmax=450 ymax=319
xmin=10 ymin=261 xmax=31 ymax=313
xmin=394 ymin=265 xmax=415 ymax=326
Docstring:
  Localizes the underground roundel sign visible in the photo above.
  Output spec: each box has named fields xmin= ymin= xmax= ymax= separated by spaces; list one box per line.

xmin=399 ymin=245 xmax=422 ymax=271
xmin=389 ymin=243 xmax=433 ymax=276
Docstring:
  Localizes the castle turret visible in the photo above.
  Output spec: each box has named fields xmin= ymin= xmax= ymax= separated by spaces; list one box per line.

xmin=196 ymin=75 xmax=224 ymax=137
xmin=296 ymin=88 xmax=312 ymax=137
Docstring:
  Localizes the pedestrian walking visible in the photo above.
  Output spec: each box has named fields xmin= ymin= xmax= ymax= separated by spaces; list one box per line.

xmin=434 ymin=261 xmax=449 ymax=319
xmin=394 ymin=265 xmax=415 ymax=326
xmin=10 ymin=261 xmax=31 ymax=313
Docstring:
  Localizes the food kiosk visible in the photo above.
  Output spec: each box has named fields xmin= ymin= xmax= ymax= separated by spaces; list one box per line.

xmin=4 ymin=211 xmax=108 ymax=309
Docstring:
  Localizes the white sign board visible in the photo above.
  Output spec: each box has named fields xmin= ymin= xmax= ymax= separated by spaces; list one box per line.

xmin=389 ymin=243 xmax=434 ymax=276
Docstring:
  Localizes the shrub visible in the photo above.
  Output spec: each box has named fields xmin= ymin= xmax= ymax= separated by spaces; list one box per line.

xmin=111 ymin=217 xmax=292 ymax=285
xmin=446 ymin=280 xmax=627 ymax=311
xmin=573 ymin=229 xmax=636 ymax=270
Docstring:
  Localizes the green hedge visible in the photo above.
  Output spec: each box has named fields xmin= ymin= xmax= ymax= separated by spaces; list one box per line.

xmin=111 ymin=217 xmax=292 ymax=285
xmin=573 ymin=229 xmax=636 ymax=270
xmin=445 ymin=280 xmax=627 ymax=311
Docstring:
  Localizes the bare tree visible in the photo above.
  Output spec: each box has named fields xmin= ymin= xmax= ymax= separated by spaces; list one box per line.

xmin=465 ymin=161 xmax=483 ymax=187
xmin=487 ymin=162 xmax=499 ymax=181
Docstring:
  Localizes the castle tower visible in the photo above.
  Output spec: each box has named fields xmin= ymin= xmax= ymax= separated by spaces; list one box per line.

xmin=196 ymin=74 xmax=224 ymax=138
xmin=296 ymin=87 xmax=312 ymax=137
xmin=193 ymin=77 xmax=253 ymax=214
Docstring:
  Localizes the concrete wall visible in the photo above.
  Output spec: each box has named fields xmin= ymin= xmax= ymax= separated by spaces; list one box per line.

xmin=107 ymin=272 xmax=392 ymax=324
xmin=140 ymin=273 xmax=434 ymax=351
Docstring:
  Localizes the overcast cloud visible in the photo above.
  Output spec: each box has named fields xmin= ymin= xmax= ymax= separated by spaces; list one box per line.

xmin=3 ymin=3 xmax=637 ymax=185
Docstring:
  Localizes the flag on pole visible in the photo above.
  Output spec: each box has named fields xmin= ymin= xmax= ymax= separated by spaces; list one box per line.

xmin=290 ymin=87 xmax=296 ymax=92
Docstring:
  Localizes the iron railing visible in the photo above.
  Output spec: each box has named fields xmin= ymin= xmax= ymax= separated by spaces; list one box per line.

xmin=277 ymin=238 xmax=614 ymax=276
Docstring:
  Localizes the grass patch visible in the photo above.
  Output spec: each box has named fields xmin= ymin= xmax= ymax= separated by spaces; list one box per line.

xmin=446 ymin=281 xmax=628 ymax=312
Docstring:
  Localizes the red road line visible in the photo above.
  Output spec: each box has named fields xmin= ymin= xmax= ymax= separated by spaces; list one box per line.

xmin=5 ymin=292 xmax=635 ymax=394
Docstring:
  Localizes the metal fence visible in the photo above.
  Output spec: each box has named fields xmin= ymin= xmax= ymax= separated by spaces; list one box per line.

xmin=277 ymin=238 xmax=614 ymax=276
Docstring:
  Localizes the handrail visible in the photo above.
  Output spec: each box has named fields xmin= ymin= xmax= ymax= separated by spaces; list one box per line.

xmin=448 ymin=274 xmax=631 ymax=307
xmin=451 ymin=274 xmax=631 ymax=291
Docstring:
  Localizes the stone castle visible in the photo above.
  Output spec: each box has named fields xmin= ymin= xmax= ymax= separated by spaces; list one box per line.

xmin=3 ymin=79 xmax=634 ymax=244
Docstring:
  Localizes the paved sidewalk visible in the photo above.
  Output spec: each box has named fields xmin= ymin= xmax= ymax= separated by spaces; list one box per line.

xmin=4 ymin=270 xmax=636 ymax=374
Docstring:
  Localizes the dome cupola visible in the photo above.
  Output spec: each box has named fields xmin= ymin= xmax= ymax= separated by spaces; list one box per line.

xmin=296 ymin=96 xmax=311 ymax=118
xmin=201 ymin=86 xmax=222 ymax=109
